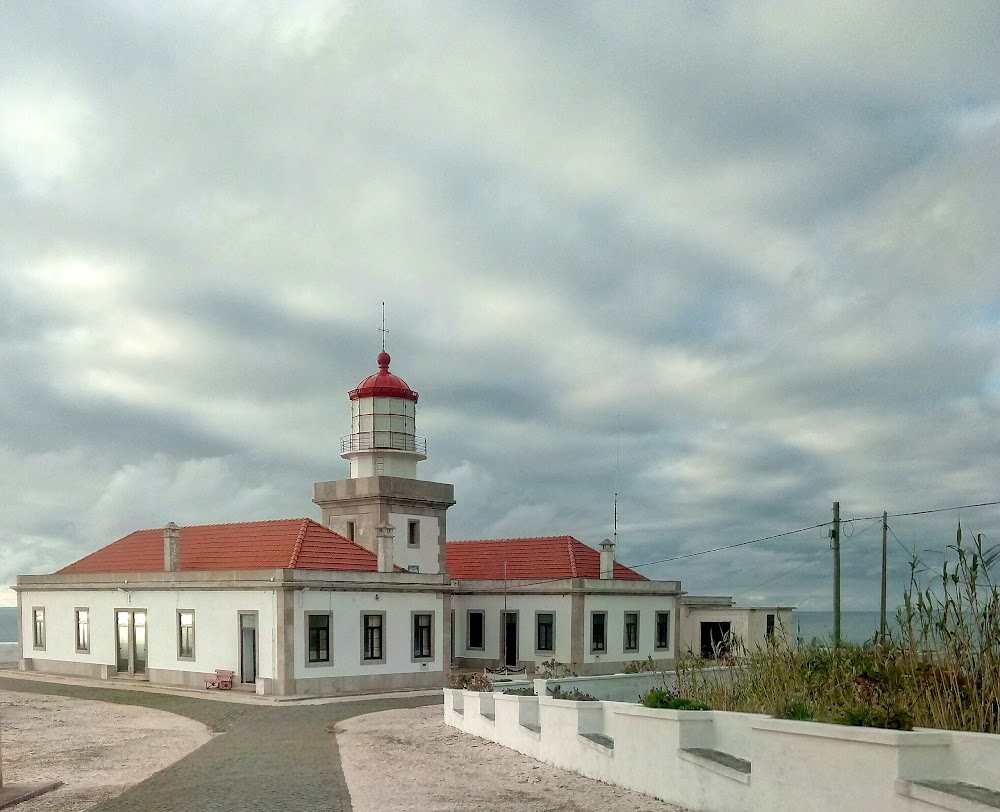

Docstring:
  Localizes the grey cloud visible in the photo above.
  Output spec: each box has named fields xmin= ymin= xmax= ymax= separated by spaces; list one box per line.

xmin=1 ymin=2 xmax=998 ymax=610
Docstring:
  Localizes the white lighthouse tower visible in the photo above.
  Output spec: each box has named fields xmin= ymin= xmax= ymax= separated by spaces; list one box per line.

xmin=313 ymin=351 xmax=455 ymax=574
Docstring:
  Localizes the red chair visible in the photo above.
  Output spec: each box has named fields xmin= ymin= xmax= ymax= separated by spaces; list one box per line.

xmin=205 ymin=669 xmax=235 ymax=690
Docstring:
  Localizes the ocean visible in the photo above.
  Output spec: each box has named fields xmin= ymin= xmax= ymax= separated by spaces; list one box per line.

xmin=792 ymin=610 xmax=888 ymax=645
xmin=0 ymin=606 xmax=18 ymax=642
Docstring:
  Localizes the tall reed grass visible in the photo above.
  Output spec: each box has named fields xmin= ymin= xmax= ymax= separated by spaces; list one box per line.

xmin=675 ymin=522 xmax=1000 ymax=733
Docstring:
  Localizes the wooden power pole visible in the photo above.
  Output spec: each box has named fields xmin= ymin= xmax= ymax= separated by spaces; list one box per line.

xmin=833 ymin=501 xmax=841 ymax=649
xmin=881 ymin=510 xmax=888 ymax=642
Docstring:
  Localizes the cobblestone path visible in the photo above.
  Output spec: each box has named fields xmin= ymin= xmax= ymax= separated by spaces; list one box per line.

xmin=0 ymin=675 xmax=441 ymax=812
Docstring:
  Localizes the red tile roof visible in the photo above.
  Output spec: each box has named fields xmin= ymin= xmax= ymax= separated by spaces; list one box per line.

xmin=57 ymin=518 xmax=383 ymax=575
xmin=445 ymin=536 xmax=647 ymax=581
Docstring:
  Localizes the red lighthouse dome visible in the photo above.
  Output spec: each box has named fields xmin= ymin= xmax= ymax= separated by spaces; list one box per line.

xmin=348 ymin=352 xmax=418 ymax=402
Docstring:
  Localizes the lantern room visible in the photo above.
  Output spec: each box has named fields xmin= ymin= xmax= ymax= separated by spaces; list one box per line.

xmin=341 ymin=351 xmax=427 ymax=478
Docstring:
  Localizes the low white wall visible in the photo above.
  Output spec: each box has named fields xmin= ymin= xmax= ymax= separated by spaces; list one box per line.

xmin=496 ymin=666 xmax=730 ymax=702
xmin=444 ymin=689 xmax=1000 ymax=812
xmin=0 ymin=642 xmax=19 ymax=664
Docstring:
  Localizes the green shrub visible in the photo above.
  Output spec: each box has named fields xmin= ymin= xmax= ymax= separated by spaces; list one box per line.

xmin=548 ymin=684 xmax=597 ymax=701
xmin=673 ymin=521 xmax=999 ymax=734
xmin=642 ymin=688 xmax=710 ymax=710
xmin=448 ymin=672 xmax=493 ymax=691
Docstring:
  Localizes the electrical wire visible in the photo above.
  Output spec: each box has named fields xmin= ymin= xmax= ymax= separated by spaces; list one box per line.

xmin=844 ymin=500 xmax=1000 ymax=524
xmin=628 ymin=522 xmax=830 ymax=569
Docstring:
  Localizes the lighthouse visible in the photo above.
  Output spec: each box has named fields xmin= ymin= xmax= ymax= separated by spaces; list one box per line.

xmin=313 ymin=351 xmax=455 ymax=573
xmin=341 ymin=351 xmax=425 ymax=479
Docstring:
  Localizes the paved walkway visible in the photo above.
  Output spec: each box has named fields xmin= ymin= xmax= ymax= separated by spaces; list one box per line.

xmin=0 ymin=675 xmax=441 ymax=812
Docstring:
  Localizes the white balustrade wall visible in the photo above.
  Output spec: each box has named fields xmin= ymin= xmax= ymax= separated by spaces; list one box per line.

xmin=444 ymin=688 xmax=1000 ymax=812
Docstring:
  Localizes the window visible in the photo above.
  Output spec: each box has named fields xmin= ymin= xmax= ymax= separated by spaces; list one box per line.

xmin=467 ymin=610 xmax=485 ymax=650
xmin=406 ymin=564 xmax=420 ymax=573
xmin=766 ymin=613 xmax=776 ymax=641
xmin=307 ymin=613 xmax=330 ymax=664
xmin=408 ymin=519 xmax=420 ymax=547
xmin=655 ymin=611 xmax=671 ymax=650
xmin=375 ymin=456 xmax=385 ymax=475
xmin=535 ymin=612 xmax=554 ymax=653
xmin=32 ymin=607 xmax=45 ymax=650
xmin=346 ymin=521 xmax=356 ymax=542
xmin=590 ymin=612 xmax=607 ymax=653
xmin=624 ymin=612 xmax=639 ymax=652
xmin=363 ymin=612 xmax=385 ymax=662
xmin=177 ymin=611 xmax=195 ymax=660
xmin=75 ymin=608 xmax=90 ymax=653
xmin=412 ymin=613 xmax=433 ymax=659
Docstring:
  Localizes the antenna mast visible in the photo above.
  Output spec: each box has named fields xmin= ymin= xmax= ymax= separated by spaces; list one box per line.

xmin=613 ymin=414 xmax=621 ymax=557
xmin=379 ymin=301 xmax=388 ymax=351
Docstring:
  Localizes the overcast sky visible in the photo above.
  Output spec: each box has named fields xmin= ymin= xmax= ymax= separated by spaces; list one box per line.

xmin=2 ymin=2 xmax=998 ymax=612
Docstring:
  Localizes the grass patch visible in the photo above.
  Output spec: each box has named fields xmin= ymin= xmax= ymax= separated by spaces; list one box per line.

xmin=676 ymin=522 xmax=1000 ymax=733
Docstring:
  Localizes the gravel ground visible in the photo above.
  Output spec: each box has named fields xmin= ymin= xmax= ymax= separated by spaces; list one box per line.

xmin=337 ymin=705 xmax=688 ymax=812
xmin=0 ymin=689 xmax=213 ymax=812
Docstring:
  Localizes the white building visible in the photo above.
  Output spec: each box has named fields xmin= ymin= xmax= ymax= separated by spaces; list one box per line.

xmin=15 ymin=350 xmax=787 ymax=695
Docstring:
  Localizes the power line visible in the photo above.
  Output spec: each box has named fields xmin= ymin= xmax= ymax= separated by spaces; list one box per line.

xmin=733 ymin=555 xmax=822 ymax=599
xmin=457 ymin=500 xmax=997 ymax=593
xmin=845 ymin=500 xmax=1000 ymax=524
xmin=628 ymin=522 xmax=830 ymax=569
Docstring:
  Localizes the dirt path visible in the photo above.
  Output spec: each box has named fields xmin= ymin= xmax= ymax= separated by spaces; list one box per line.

xmin=0 ymin=689 xmax=213 ymax=812
xmin=337 ymin=705 xmax=688 ymax=812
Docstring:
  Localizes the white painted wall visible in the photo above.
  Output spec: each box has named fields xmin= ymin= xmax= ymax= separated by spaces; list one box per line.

xmin=293 ymin=588 xmax=444 ymax=680
xmin=444 ymin=690 xmax=1000 ymax=812
xmin=582 ymin=594 xmax=677 ymax=666
xmin=452 ymin=594 xmax=573 ymax=665
xmin=20 ymin=588 xmax=276 ymax=678
xmin=679 ymin=606 xmax=793 ymax=656
xmin=388 ymin=513 xmax=441 ymax=574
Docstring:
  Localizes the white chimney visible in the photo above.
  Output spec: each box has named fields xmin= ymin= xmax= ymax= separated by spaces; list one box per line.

xmin=376 ymin=521 xmax=396 ymax=573
xmin=599 ymin=538 xmax=615 ymax=580
xmin=164 ymin=522 xmax=181 ymax=572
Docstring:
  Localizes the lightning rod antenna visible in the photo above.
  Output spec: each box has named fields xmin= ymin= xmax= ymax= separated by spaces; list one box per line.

xmin=379 ymin=302 xmax=388 ymax=351
xmin=613 ymin=413 xmax=621 ymax=557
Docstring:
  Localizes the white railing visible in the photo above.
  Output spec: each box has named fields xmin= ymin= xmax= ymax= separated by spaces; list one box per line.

xmin=444 ymin=687 xmax=1000 ymax=812
xmin=339 ymin=432 xmax=426 ymax=454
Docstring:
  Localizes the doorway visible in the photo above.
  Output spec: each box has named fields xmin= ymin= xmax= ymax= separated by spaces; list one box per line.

xmin=239 ymin=612 xmax=258 ymax=684
xmin=502 ymin=611 xmax=518 ymax=667
xmin=700 ymin=621 xmax=732 ymax=658
xmin=115 ymin=609 xmax=147 ymax=677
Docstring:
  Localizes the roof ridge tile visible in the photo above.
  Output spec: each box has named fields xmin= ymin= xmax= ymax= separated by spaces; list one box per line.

xmin=288 ymin=518 xmax=310 ymax=568
xmin=566 ymin=536 xmax=578 ymax=578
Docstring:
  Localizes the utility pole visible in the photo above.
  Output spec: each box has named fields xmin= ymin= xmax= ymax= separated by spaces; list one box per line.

xmin=880 ymin=510 xmax=888 ymax=643
xmin=833 ymin=501 xmax=841 ymax=649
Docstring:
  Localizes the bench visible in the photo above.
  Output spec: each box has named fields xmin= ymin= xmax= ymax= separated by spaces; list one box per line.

xmin=205 ymin=669 xmax=235 ymax=690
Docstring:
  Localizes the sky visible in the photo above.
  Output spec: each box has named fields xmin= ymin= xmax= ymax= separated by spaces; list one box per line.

xmin=2 ymin=1 xmax=999 ymax=612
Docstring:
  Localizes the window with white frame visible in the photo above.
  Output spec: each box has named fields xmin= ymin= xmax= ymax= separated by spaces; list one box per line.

xmin=535 ymin=612 xmax=554 ymax=653
xmin=32 ymin=607 xmax=45 ymax=650
xmin=75 ymin=608 xmax=90 ymax=653
xmin=408 ymin=519 xmax=420 ymax=547
xmin=655 ymin=611 xmax=671 ymax=650
xmin=412 ymin=613 xmax=432 ymax=659
xmin=467 ymin=610 xmax=485 ymax=650
xmin=363 ymin=612 xmax=385 ymax=662
xmin=624 ymin=611 xmax=639 ymax=652
xmin=177 ymin=610 xmax=195 ymax=660
xmin=307 ymin=613 xmax=330 ymax=664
